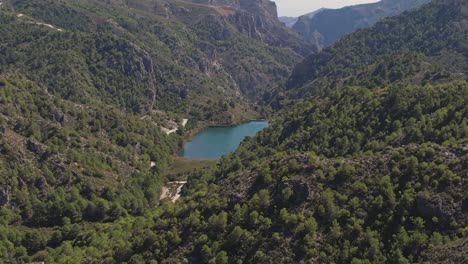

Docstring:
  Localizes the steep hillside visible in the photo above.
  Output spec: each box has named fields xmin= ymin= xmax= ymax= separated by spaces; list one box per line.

xmin=286 ymin=0 xmax=467 ymax=98
xmin=278 ymin=16 xmax=298 ymax=28
xmin=0 ymin=0 xmax=312 ymax=261
xmin=170 ymin=0 xmax=311 ymax=54
xmin=15 ymin=79 xmax=466 ymax=263
xmin=2 ymin=0 xmax=311 ymax=124
xmin=0 ymin=0 xmax=465 ymax=263
xmin=279 ymin=8 xmax=327 ymax=28
xmin=292 ymin=0 xmax=430 ymax=49
xmin=0 ymin=73 xmax=179 ymax=227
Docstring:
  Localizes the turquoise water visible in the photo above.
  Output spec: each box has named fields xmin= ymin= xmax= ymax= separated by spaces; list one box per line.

xmin=182 ymin=121 xmax=269 ymax=160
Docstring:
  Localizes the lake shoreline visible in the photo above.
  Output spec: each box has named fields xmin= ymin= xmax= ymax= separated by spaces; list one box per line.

xmin=195 ymin=119 xmax=268 ymax=130
xmin=182 ymin=118 xmax=268 ymax=141
xmin=181 ymin=120 xmax=270 ymax=160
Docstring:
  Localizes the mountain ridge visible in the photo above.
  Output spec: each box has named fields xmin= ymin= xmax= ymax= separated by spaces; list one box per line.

xmin=285 ymin=0 xmax=467 ymax=97
xmin=2 ymin=0 xmax=312 ymax=122
xmin=291 ymin=0 xmax=431 ymax=49
xmin=0 ymin=0 xmax=466 ymax=263
xmin=279 ymin=8 xmax=327 ymax=28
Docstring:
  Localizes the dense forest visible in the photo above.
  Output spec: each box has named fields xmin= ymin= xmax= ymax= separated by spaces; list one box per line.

xmin=286 ymin=0 xmax=466 ymax=96
xmin=0 ymin=0 xmax=467 ymax=263
xmin=0 ymin=72 xmax=185 ymax=237
xmin=9 ymin=80 xmax=464 ymax=263
xmin=1 ymin=0 xmax=309 ymax=123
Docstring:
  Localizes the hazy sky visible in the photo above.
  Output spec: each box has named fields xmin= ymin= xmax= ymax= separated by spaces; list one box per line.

xmin=273 ymin=0 xmax=380 ymax=17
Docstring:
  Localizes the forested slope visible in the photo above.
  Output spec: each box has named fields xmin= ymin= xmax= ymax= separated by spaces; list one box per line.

xmin=0 ymin=0 xmax=312 ymax=261
xmin=21 ymin=80 xmax=465 ymax=263
xmin=292 ymin=0 xmax=430 ymax=49
xmin=0 ymin=73 xmax=180 ymax=224
xmin=0 ymin=0 xmax=466 ymax=263
xmin=286 ymin=0 xmax=467 ymax=98
xmin=2 ymin=0 xmax=310 ymax=123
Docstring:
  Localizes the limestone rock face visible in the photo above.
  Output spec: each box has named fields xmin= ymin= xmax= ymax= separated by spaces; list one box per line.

xmin=192 ymin=0 xmax=240 ymax=9
xmin=183 ymin=0 xmax=315 ymax=55
xmin=239 ymin=0 xmax=277 ymax=18
xmin=190 ymin=0 xmax=277 ymax=18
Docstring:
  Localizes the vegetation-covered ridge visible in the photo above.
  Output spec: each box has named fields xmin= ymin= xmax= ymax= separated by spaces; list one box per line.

xmin=1 ymin=0 xmax=309 ymax=124
xmin=0 ymin=0 xmax=466 ymax=263
xmin=0 ymin=0 xmax=311 ymax=261
xmin=0 ymin=74 xmax=179 ymax=227
xmin=292 ymin=0 xmax=431 ymax=49
xmin=5 ymin=80 xmax=465 ymax=263
xmin=286 ymin=0 xmax=467 ymax=98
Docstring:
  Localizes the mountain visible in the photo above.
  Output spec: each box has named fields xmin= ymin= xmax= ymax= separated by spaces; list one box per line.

xmin=292 ymin=0 xmax=431 ymax=48
xmin=0 ymin=0 xmax=313 ymax=260
xmin=286 ymin=0 xmax=467 ymax=97
xmin=1 ymin=0 xmax=312 ymax=125
xmin=0 ymin=73 xmax=181 ymax=227
xmin=183 ymin=0 xmax=312 ymax=55
xmin=279 ymin=8 xmax=327 ymax=28
xmin=1 ymin=0 xmax=465 ymax=263
xmin=278 ymin=16 xmax=298 ymax=28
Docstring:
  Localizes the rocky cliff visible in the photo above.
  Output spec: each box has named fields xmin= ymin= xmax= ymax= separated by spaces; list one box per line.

xmin=183 ymin=0 xmax=313 ymax=55
xmin=191 ymin=0 xmax=240 ymax=8
xmin=239 ymin=0 xmax=277 ymax=18
xmin=190 ymin=0 xmax=277 ymax=17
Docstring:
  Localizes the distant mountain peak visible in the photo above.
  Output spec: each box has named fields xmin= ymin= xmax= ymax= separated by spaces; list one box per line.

xmin=291 ymin=0 xmax=431 ymax=48
xmin=279 ymin=8 xmax=327 ymax=28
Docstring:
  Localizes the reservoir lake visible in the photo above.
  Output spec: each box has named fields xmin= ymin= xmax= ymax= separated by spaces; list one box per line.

xmin=182 ymin=120 xmax=269 ymax=160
